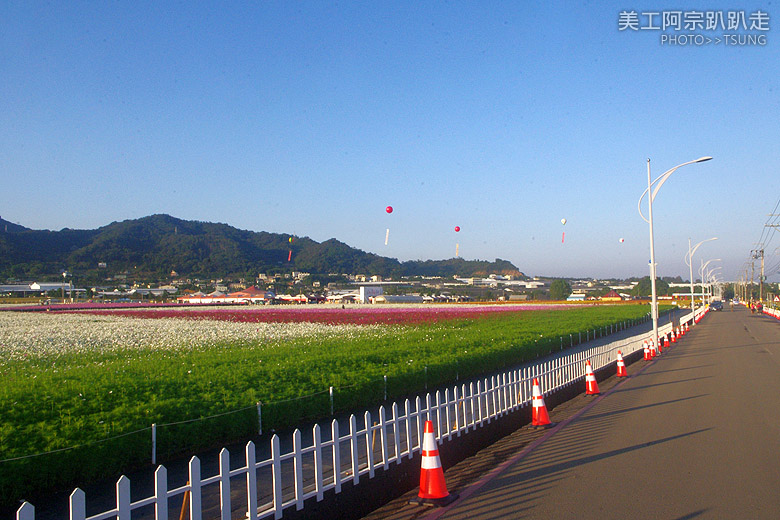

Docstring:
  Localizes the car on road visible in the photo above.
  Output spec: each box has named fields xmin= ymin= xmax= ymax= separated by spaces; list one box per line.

xmin=710 ymin=300 xmax=723 ymax=311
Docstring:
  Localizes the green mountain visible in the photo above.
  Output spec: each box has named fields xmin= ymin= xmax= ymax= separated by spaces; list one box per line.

xmin=0 ymin=215 xmax=522 ymax=282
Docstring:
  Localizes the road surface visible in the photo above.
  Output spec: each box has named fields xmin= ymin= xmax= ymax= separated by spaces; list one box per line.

xmin=362 ymin=306 xmax=780 ymax=520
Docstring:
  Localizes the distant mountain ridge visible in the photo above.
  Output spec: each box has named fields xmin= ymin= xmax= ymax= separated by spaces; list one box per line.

xmin=0 ymin=214 xmax=522 ymax=281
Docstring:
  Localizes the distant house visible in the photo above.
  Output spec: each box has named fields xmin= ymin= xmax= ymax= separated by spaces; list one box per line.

xmin=177 ymin=285 xmax=265 ymax=304
xmin=227 ymin=285 xmax=266 ymax=303
xmin=601 ymin=290 xmax=623 ymax=301
xmin=566 ymin=293 xmax=586 ymax=301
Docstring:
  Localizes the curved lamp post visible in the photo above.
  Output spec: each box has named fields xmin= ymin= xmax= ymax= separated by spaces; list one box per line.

xmin=638 ymin=156 xmax=712 ymax=349
xmin=685 ymin=237 xmax=717 ymax=322
xmin=706 ymin=266 xmax=722 ymax=301
xmin=699 ymin=259 xmax=721 ymax=304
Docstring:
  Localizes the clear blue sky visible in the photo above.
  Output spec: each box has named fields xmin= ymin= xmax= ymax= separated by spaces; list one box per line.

xmin=2 ymin=1 xmax=779 ymax=282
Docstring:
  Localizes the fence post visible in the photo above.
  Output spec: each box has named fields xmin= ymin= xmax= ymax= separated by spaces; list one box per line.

xmin=117 ymin=476 xmax=131 ymax=520
xmin=151 ymin=423 xmax=157 ymax=465
xmin=219 ymin=450 xmax=231 ymax=520
xmin=189 ymin=457 xmax=203 ymax=520
xmin=246 ymin=442 xmax=258 ymax=515
xmin=256 ymin=402 xmax=262 ymax=436
xmin=329 ymin=386 xmax=334 ymax=416
xmin=383 ymin=375 xmax=387 ymax=401
xmin=16 ymin=502 xmax=35 ymax=520
xmin=154 ymin=466 xmax=168 ymax=519
xmin=70 ymin=489 xmax=86 ymax=520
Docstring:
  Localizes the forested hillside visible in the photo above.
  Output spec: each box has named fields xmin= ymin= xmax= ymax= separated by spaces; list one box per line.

xmin=0 ymin=215 xmax=522 ymax=282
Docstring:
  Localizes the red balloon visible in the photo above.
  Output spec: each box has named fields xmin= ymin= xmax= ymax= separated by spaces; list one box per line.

xmin=454 ymin=226 xmax=460 ymax=232
xmin=385 ymin=206 xmax=393 ymax=214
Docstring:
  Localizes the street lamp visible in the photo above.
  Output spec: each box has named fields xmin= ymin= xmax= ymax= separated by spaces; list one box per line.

xmin=706 ymin=267 xmax=722 ymax=301
xmin=685 ymin=237 xmax=717 ymax=322
xmin=638 ymin=156 xmax=712 ymax=350
xmin=699 ymin=259 xmax=721 ymax=304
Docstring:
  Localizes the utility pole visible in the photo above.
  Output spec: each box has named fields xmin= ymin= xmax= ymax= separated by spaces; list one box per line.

xmin=752 ymin=248 xmax=765 ymax=303
xmin=764 ymin=218 xmax=780 ymax=305
xmin=760 ymin=250 xmax=764 ymax=303
xmin=750 ymin=258 xmax=755 ymax=302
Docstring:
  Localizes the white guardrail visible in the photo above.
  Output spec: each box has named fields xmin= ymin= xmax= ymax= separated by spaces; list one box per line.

xmin=16 ymin=308 xmax=706 ymax=520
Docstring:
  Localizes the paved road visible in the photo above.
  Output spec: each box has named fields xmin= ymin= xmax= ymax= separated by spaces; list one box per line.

xmin=363 ymin=306 xmax=780 ymax=520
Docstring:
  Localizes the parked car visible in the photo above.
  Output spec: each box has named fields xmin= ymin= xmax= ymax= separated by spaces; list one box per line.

xmin=710 ymin=300 xmax=723 ymax=311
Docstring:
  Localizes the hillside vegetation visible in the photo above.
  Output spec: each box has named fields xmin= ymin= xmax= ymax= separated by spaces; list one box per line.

xmin=0 ymin=214 xmax=521 ymax=282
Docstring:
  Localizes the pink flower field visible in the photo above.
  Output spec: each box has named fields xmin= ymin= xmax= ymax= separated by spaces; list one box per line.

xmin=69 ymin=303 xmax=580 ymax=325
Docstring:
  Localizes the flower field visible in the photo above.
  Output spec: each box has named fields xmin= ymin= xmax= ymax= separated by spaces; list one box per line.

xmin=1 ymin=303 xmax=654 ymax=506
xmin=67 ymin=302 xmax=579 ymax=324
xmin=0 ymin=311 xmax=391 ymax=362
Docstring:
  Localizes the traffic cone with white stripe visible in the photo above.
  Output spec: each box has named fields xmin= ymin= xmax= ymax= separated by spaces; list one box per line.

xmin=585 ymin=360 xmax=600 ymax=395
xmin=410 ymin=420 xmax=458 ymax=507
xmin=530 ymin=377 xmax=555 ymax=428
xmin=671 ymin=329 xmax=677 ymax=343
xmin=616 ymin=351 xmax=628 ymax=377
xmin=649 ymin=339 xmax=657 ymax=358
xmin=657 ymin=336 xmax=663 ymax=354
xmin=643 ymin=340 xmax=651 ymax=361
xmin=685 ymin=322 xmax=689 ymax=333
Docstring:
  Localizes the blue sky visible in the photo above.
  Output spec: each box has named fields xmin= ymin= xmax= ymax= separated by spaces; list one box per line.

xmin=2 ymin=1 xmax=778 ymax=281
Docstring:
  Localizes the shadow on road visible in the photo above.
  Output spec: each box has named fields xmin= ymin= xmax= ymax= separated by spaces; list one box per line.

xmin=494 ymin=427 xmax=712 ymax=487
xmin=578 ymin=394 xmax=707 ymax=422
xmin=613 ymin=375 xmax=714 ymax=392
xmin=673 ymin=509 xmax=709 ymax=519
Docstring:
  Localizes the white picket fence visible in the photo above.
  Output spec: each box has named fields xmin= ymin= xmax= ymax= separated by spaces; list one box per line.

xmin=16 ymin=309 xmax=704 ymax=520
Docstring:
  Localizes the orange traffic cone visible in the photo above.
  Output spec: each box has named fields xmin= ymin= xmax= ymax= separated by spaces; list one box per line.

xmin=585 ymin=360 xmax=600 ymax=395
xmin=657 ymin=337 xmax=663 ymax=354
xmin=616 ymin=351 xmax=627 ymax=377
xmin=685 ymin=322 xmax=689 ymax=333
xmin=530 ymin=377 xmax=555 ymax=428
xmin=649 ymin=339 xmax=657 ymax=358
xmin=643 ymin=341 xmax=651 ymax=361
xmin=410 ymin=420 xmax=458 ymax=507
xmin=671 ymin=329 xmax=677 ymax=343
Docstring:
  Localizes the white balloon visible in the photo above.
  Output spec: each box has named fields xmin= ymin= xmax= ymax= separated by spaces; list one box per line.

xmin=560 ymin=218 xmax=567 ymax=225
